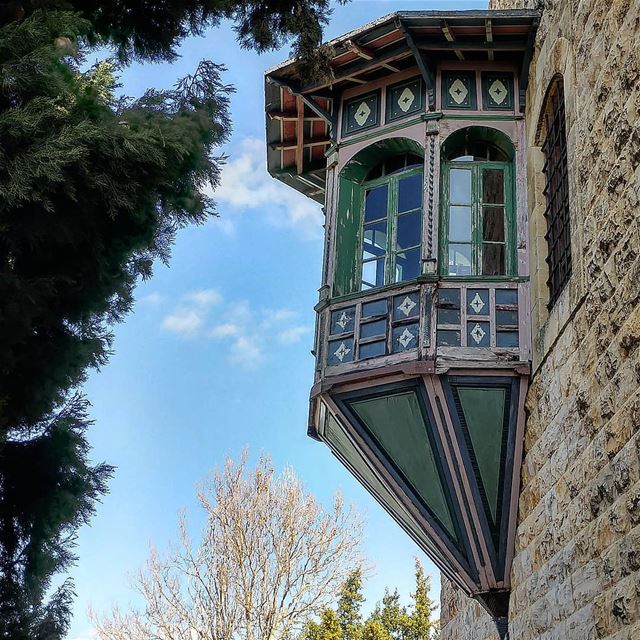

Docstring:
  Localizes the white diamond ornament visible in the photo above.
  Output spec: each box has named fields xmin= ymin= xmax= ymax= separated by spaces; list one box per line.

xmin=449 ymin=78 xmax=469 ymax=105
xmin=470 ymin=323 xmax=486 ymax=344
xmin=397 ymin=296 xmax=417 ymax=317
xmin=470 ymin=293 xmax=486 ymax=314
xmin=398 ymin=328 xmax=416 ymax=348
xmin=336 ymin=311 xmax=351 ymax=330
xmin=398 ymin=87 xmax=416 ymax=112
xmin=354 ymin=101 xmax=371 ymax=126
xmin=334 ymin=342 xmax=351 ymax=362
xmin=489 ymin=79 xmax=507 ymax=105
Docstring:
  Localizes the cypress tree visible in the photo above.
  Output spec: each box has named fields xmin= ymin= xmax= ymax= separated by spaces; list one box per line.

xmin=0 ymin=2 xmax=340 ymax=636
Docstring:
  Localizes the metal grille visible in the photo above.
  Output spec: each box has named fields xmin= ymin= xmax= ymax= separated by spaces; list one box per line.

xmin=541 ymin=78 xmax=571 ymax=308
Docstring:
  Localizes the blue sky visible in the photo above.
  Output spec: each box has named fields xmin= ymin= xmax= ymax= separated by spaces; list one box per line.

xmin=68 ymin=2 xmax=486 ymax=638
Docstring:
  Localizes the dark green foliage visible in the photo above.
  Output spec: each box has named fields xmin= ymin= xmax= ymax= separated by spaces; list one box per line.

xmin=0 ymin=0 xmax=342 ymax=636
xmin=303 ymin=561 xmax=439 ymax=640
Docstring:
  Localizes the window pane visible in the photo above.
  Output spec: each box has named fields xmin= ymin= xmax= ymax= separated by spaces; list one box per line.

xmin=448 ymin=244 xmax=472 ymax=276
xmin=362 ymin=221 xmax=387 ymax=260
xmin=359 ymin=340 xmax=386 ymax=360
xmin=364 ymin=185 xmax=388 ymax=222
xmin=450 ymin=169 xmax=472 ymax=204
xmin=398 ymin=174 xmax=423 ymax=212
xmin=362 ymin=299 xmax=388 ymax=318
xmin=396 ymin=211 xmax=421 ymax=250
xmin=395 ymin=247 xmax=421 ymax=282
xmin=449 ymin=206 xmax=471 ymax=242
xmin=482 ymin=244 xmax=505 ymax=275
xmin=483 ymin=207 xmax=505 ymax=242
xmin=362 ymin=258 xmax=385 ymax=289
xmin=360 ymin=318 xmax=387 ymax=339
xmin=482 ymin=169 xmax=504 ymax=204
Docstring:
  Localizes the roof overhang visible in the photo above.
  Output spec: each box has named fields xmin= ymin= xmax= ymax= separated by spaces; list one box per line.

xmin=264 ymin=9 xmax=540 ymax=201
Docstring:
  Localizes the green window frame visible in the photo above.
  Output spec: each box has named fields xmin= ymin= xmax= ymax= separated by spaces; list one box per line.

xmin=359 ymin=166 xmax=424 ymax=291
xmin=439 ymin=161 xmax=515 ymax=278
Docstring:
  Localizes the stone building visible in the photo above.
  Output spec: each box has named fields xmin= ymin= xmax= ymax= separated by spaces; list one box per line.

xmin=441 ymin=0 xmax=640 ymax=638
xmin=263 ymin=1 xmax=640 ymax=638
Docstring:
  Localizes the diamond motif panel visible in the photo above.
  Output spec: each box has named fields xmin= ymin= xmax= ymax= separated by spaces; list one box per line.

xmin=328 ymin=338 xmax=354 ymax=366
xmin=468 ymin=322 xmax=490 ymax=347
xmin=467 ymin=290 xmax=489 ymax=316
xmin=330 ymin=306 xmax=356 ymax=335
xmin=393 ymin=323 xmax=420 ymax=353
xmin=393 ymin=292 xmax=420 ymax=321
xmin=386 ymin=78 xmax=424 ymax=123
xmin=482 ymin=73 xmax=514 ymax=111
xmin=442 ymin=72 xmax=476 ymax=110
xmin=342 ymin=92 xmax=380 ymax=136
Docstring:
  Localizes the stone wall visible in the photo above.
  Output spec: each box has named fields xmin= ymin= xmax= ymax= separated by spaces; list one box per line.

xmin=441 ymin=1 xmax=640 ymax=639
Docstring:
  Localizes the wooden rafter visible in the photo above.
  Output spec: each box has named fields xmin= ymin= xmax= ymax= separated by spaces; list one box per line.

xmin=396 ymin=19 xmax=435 ymax=110
xmin=267 ymin=111 xmax=326 ymax=122
xmin=296 ymin=96 xmax=304 ymax=175
xmin=271 ymin=137 xmax=331 ymax=151
xmin=441 ymin=19 xmax=464 ymax=60
xmin=485 ymin=19 xmax=494 ymax=61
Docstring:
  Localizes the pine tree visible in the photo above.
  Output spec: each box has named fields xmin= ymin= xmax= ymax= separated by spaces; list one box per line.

xmin=362 ymin=620 xmax=392 ymax=640
xmin=337 ymin=569 xmax=365 ymax=640
xmin=0 ymin=1 xmax=340 ymax=636
xmin=370 ymin=589 xmax=411 ymax=640
xmin=303 ymin=609 xmax=343 ymax=640
xmin=408 ymin=559 xmax=439 ymax=640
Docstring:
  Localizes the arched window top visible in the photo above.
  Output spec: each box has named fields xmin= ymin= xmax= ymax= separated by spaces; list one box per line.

xmin=442 ymin=126 xmax=515 ymax=163
xmin=341 ymin=137 xmax=424 ymax=183
xmin=440 ymin=127 xmax=515 ymax=278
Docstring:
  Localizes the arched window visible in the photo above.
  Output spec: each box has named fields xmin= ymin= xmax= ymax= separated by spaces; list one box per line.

xmin=539 ymin=75 xmax=571 ymax=308
xmin=333 ymin=139 xmax=425 ymax=297
xmin=440 ymin=127 xmax=515 ymax=277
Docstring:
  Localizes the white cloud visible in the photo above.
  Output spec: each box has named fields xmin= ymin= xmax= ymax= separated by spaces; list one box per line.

xmin=278 ymin=325 xmax=311 ymax=345
xmin=211 ymin=137 xmax=323 ymax=239
xmin=230 ymin=335 xmax=264 ymax=369
xmin=161 ymin=288 xmax=309 ymax=368
xmin=162 ymin=309 xmax=204 ymax=335
xmin=208 ymin=323 xmax=240 ymax=339
xmin=185 ymin=289 xmax=222 ymax=307
xmin=138 ymin=292 xmax=164 ymax=305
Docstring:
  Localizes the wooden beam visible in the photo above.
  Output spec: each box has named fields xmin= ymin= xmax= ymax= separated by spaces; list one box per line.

xmin=485 ymin=19 xmax=494 ymax=61
xmin=267 ymin=111 xmax=326 ymax=122
xmin=440 ymin=19 xmax=464 ymax=60
xmin=396 ymin=19 xmax=436 ymax=110
xmin=296 ymin=96 xmax=304 ymax=175
xmin=268 ymin=76 xmax=333 ymax=129
xmin=345 ymin=39 xmax=375 ymax=61
xmin=271 ymin=137 xmax=331 ymax=151
xmin=519 ymin=18 xmax=539 ymax=112
xmin=414 ymin=39 xmax=528 ymax=51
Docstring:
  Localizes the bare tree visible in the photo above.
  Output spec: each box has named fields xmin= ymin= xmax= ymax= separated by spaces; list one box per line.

xmin=91 ymin=453 xmax=363 ymax=640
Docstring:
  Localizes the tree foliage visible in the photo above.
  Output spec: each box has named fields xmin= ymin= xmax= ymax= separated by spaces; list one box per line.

xmin=302 ymin=559 xmax=439 ymax=640
xmin=91 ymin=454 xmax=363 ymax=640
xmin=0 ymin=0 xmax=343 ymax=636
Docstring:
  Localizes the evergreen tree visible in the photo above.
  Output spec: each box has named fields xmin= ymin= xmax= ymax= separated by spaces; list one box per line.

xmin=408 ymin=559 xmax=439 ymax=640
xmin=0 ymin=1 xmax=342 ymax=636
xmin=362 ymin=620 xmax=392 ymax=640
xmin=370 ymin=589 xmax=411 ymax=640
xmin=337 ymin=569 xmax=365 ymax=640
xmin=303 ymin=609 xmax=343 ymax=640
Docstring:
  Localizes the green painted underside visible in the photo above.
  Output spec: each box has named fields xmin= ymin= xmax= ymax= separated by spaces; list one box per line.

xmin=324 ymin=414 xmax=444 ymax=561
xmin=347 ymin=391 xmax=457 ymax=542
xmin=457 ymin=387 xmax=506 ymax=526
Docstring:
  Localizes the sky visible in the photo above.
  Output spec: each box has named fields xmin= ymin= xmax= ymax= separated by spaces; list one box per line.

xmin=68 ymin=2 xmax=486 ymax=638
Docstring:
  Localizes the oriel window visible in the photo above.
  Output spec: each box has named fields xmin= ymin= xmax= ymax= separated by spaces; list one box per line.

xmin=440 ymin=134 xmax=514 ymax=277
xmin=360 ymin=154 xmax=423 ymax=290
xmin=540 ymin=76 xmax=571 ymax=308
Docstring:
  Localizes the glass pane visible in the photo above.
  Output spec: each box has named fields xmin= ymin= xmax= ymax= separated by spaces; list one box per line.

xmin=362 ymin=221 xmax=387 ymax=260
xmin=359 ymin=340 xmax=386 ymax=360
xmin=448 ymin=244 xmax=472 ymax=276
xmin=362 ymin=258 xmax=385 ymax=289
xmin=398 ymin=174 xmax=423 ymax=212
xmin=396 ymin=211 xmax=421 ymax=250
xmin=360 ymin=318 xmax=387 ymax=339
xmin=482 ymin=244 xmax=505 ymax=276
xmin=438 ymin=308 xmax=461 ymax=325
xmin=495 ymin=289 xmax=518 ymax=306
xmin=449 ymin=168 xmax=472 ymax=204
xmin=364 ymin=185 xmax=388 ymax=222
xmin=483 ymin=207 xmax=505 ymax=242
xmin=496 ymin=309 xmax=518 ymax=326
xmin=437 ymin=329 xmax=461 ymax=347
xmin=395 ymin=247 xmax=421 ymax=282
xmin=496 ymin=331 xmax=519 ymax=347
xmin=482 ymin=168 xmax=505 ymax=204
xmin=449 ymin=206 xmax=471 ymax=242
xmin=362 ymin=299 xmax=388 ymax=318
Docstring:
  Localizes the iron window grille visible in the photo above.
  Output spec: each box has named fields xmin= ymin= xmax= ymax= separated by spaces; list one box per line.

xmin=541 ymin=77 xmax=571 ymax=308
